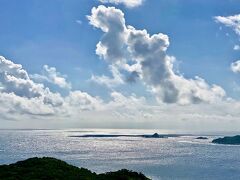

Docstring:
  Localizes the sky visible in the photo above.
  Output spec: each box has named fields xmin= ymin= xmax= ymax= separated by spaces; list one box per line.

xmin=0 ymin=0 xmax=240 ymax=131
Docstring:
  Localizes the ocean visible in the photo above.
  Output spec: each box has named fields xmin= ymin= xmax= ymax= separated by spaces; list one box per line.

xmin=0 ymin=129 xmax=239 ymax=179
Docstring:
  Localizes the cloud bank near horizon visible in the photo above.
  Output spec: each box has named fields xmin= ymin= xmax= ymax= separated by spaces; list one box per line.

xmin=1 ymin=54 xmax=240 ymax=130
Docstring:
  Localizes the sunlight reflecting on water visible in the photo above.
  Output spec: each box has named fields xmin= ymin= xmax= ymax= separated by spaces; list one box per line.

xmin=0 ymin=129 xmax=240 ymax=179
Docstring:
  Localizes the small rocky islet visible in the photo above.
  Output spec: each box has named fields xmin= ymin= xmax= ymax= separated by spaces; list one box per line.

xmin=196 ymin=137 xmax=208 ymax=140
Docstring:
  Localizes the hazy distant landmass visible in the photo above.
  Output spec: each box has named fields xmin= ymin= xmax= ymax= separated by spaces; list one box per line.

xmin=212 ymin=135 xmax=240 ymax=145
xmin=0 ymin=157 xmax=150 ymax=180
xmin=69 ymin=133 xmax=181 ymax=138
xmin=196 ymin=137 xmax=208 ymax=140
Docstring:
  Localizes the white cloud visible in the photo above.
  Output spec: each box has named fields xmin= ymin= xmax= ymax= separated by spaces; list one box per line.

xmin=215 ymin=14 xmax=240 ymax=35
xmin=88 ymin=6 xmax=127 ymax=64
xmin=107 ymin=91 xmax=146 ymax=108
xmin=31 ymin=65 xmax=72 ymax=89
xmin=91 ymin=65 xmax=124 ymax=87
xmin=0 ymin=56 xmax=28 ymax=79
xmin=0 ymin=55 xmax=105 ymax=118
xmin=76 ymin=20 xmax=82 ymax=25
xmin=231 ymin=60 xmax=240 ymax=73
xmin=1 ymin=55 xmax=240 ymax=131
xmin=234 ymin=45 xmax=240 ymax=50
xmin=88 ymin=5 xmax=226 ymax=105
xmin=0 ymin=56 xmax=47 ymax=99
xmin=65 ymin=91 xmax=103 ymax=111
xmin=0 ymin=55 xmax=153 ymax=127
xmin=215 ymin=14 xmax=240 ymax=77
xmin=99 ymin=0 xmax=143 ymax=8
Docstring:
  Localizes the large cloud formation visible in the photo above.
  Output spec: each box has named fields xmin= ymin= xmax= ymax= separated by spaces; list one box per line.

xmin=0 ymin=56 xmax=104 ymax=117
xmin=1 ymin=55 xmax=240 ymax=130
xmin=88 ymin=5 xmax=225 ymax=105
xmin=0 ymin=55 xmax=150 ymax=125
xmin=99 ymin=0 xmax=143 ymax=8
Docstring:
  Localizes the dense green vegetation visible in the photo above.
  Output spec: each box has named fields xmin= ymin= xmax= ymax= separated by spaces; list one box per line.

xmin=212 ymin=135 xmax=240 ymax=145
xmin=0 ymin=157 xmax=150 ymax=180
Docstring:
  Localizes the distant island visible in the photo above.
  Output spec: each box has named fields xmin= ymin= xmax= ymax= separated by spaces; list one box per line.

xmin=212 ymin=135 xmax=240 ymax=145
xmin=69 ymin=133 xmax=180 ymax=139
xmin=143 ymin=133 xmax=166 ymax=138
xmin=0 ymin=157 xmax=150 ymax=180
xmin=196 ymin=137 xmax=208 ymax=140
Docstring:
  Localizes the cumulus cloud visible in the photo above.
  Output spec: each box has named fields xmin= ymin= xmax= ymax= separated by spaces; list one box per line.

xmin=88 ymin=5 xmax=226 ymax=104
xmin=88 ymin=6 xmax=127 ymax=64
xmin=107 ymin=91 xmax=146 ymax=108
xmin=0 ymin=55 xmax=153 ymax=127
xmin=215 ymin=14 xmax=240 ymax=35
xmin=65 ymin=91 xmax=103 ymax=111
xmin=0 ymin=55 xmax=159 ymax=128
xmin=231 ymin=60 xmax=240 ymax=73
xmin=31 ymin=65 xmax=72 ymax=89
xmin=91 ymin=65 xmax=124 ymax=87
xmin=1 ymin=56 xmax=240 ymax=130
xmin=0 ymin=56 xmax=48 ymax=99
xmin=0 ymin=55 xmax=106 ymax=119
xmin=99 ymin=0 xmax=143 ymax=8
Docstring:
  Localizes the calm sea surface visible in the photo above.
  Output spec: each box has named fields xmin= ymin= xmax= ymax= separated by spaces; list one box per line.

xmin=0 ymin=129 xmax=240 ymax=180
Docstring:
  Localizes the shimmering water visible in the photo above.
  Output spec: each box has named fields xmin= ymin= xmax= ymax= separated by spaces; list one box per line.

xmin=0 ymin=129 xmax=240 ymax=179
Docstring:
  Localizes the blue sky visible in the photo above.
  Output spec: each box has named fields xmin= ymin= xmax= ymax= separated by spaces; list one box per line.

xmin=0 ymin=0 xmax=239 ymax=97
xmin=0 ymin=0 xmax=240 ymax=130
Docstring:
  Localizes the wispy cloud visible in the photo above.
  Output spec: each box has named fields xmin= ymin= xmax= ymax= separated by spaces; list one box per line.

xmin=214 ymin=14 xmax=240 ymax=36
xmin=98 ymin=0 xmax=144 ymax=8
xmin=214 ymin=14 xmax=240 ymax=76
xmin=76 ymin=20 xmax=82 ymax=25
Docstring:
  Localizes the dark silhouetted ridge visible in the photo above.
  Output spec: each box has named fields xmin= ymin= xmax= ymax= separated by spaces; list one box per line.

xmin=0 ymin=157 xmax=150 ymax=180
